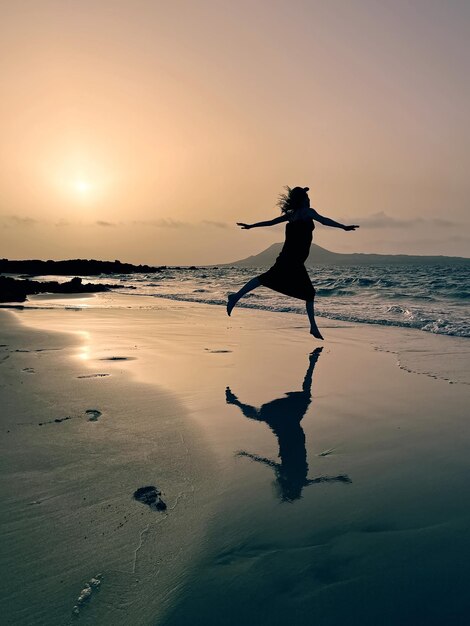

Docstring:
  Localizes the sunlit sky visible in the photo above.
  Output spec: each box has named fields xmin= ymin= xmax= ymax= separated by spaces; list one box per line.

xmin=1 ymin=0 xmax=469 ymax=264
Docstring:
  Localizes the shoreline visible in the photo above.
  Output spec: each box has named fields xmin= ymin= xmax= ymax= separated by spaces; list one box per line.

xmin=3 ymin=287 xmax=469 ymax=340
xmin=1 ymin=295 xmax=469 ymax=625
xmin=4 ymin=290 xmax=469 ymax=386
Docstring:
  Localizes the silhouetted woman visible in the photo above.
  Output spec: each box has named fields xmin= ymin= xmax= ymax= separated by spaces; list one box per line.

xmin=226 ymin=349 xmax=351 ymax=502
xmin=227 ymin=186 xmax=359 ymax=339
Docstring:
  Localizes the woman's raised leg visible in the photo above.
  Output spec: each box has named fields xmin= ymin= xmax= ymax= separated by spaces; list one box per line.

xmin=306 ymin=300 xmax=323 ymax=340
xmin=227 ymin=277 xmax=261 ymax=316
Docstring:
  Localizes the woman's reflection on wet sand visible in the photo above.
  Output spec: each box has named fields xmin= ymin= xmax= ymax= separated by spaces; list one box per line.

xmin=226 ymin=348 xmax=351 ymax=502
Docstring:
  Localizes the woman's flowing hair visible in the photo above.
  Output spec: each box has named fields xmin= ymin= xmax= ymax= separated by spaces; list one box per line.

xmin=277 ymin=186 xmax=309 ymax=215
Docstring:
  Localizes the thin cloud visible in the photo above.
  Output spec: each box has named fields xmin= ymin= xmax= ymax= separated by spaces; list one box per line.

xmin=346 ymin=212 xmax=459 ymax=229
xmin=0 ymin=214 xmax=38 ymax=227
xmin=201 ymin=220 xmax=230 ymax=229
xmin=432 ymin=218 xmax=458 ymax=228
xmin=448 ymin=235 xmax=470 ymax=244
xmin=1 ymin=215 xmax=229 ymax=229
xmin=362 ymin=236 xmax=470 ymax=255
xmin=131 ymin=218 xmax=188 ymax=228
xmin=130 ymin=218 xmax=231 ymax=229
xmin=16 ymin=214 xmax=450 ymax=232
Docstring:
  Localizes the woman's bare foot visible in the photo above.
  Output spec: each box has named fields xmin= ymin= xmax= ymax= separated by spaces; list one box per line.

xmin=310 ymin=323 xmax=324 ymax=340
xmin=227 ymin=293 xmax=238 ymax=316
xmin=309 ymin=347 xmax=323 ymax=361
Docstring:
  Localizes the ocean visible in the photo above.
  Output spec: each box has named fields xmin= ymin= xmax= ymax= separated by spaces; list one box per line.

xmin=33 ymin=263 xmax=470 ymax=338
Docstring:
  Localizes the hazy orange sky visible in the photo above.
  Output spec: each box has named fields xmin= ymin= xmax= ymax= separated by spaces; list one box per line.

xmin=1 ymin=0 xmax=469 ymax=264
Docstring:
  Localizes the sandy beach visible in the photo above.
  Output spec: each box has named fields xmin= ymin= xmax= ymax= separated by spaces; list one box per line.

xmin=2 ymin=0 xmax=470 ymax=623
xmin=1 ymin=293 xmax=469 ymax=625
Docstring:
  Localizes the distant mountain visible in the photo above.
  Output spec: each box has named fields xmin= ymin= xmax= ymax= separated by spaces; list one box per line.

xmin=225 ymin=243 xmax=470 ymax=267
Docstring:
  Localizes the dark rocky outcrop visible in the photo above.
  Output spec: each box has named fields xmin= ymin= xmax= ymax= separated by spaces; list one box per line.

xmin=0 ymin=275 xmax=123 ymax=303
xmin=0 ymin=258 xmax=160 ymax=276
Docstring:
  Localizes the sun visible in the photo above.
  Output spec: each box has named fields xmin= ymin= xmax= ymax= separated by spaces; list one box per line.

xmin=50 ymin=154 xmax=114 ymax=205
xmin=73 ymin=179 xmax=92 ymax=195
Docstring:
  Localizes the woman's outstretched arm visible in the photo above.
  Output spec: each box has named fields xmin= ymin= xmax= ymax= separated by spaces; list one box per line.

xmin=237 ymin=215 xmax=288 ymax=229
xmin=309 ymin=208 xmax=359 ymax=231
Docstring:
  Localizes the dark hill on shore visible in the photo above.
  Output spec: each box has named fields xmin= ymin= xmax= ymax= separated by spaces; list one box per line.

xmin=224 ymin=243 xmax=470 ymax=267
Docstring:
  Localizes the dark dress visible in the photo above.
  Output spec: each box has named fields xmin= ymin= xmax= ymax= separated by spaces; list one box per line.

xmin=259 ymin=218 xmax=315 ymax=301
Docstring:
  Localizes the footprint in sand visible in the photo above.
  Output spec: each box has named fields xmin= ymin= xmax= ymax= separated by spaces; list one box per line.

xmin=38 ymin=416 xmax=73 ymax=426
xmin=133 ymin=486 xmax=167 ymax=511
xmin=86 ymin=409 xmax=102 ymax=422
xmin=22 ymin=367 xmax=35 ymax=374
xmin=72 ymin=574 xmax=103 ymax=616
xmin=204 ymin=348 xmax=232 ymax=354
xmin=77 ymin=373 xmax=110 ymax=379
xmin=38 ymin=409 xmax=102 ymax=425
xmin=317 ymin=448 xmax=336 ymax=457
xmin=99 ymin=356 xmax=136 ymax=361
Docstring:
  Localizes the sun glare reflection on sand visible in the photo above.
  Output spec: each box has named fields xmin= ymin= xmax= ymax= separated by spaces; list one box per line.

xmin=75 ymin=331 xmax=91 ymax=361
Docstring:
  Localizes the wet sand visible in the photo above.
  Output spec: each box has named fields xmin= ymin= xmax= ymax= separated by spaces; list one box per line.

xmin=1 ymin=294 xmax=469 ymax=625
